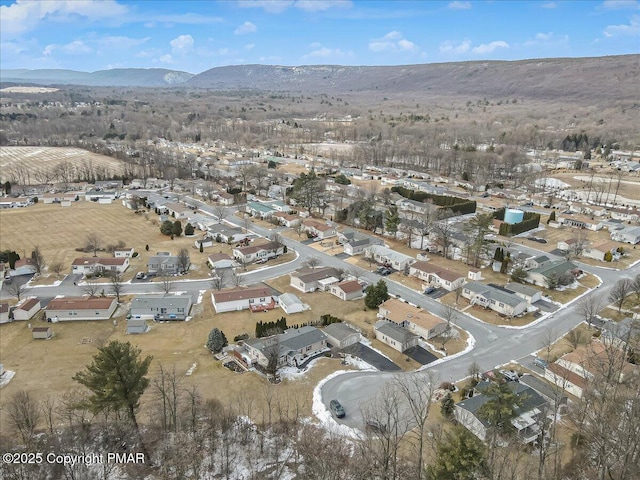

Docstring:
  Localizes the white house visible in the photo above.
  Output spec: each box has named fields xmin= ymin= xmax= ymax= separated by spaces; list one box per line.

xmin=45 ymin=297 xmax=118 ymax=321
xmin=243 ymin=326 xmax=328 ymax=369
xmin=290 ymin=267 xmax=340 ymax=293
xmin=233 ymin=241 xmax=284 ymax=264
xmin=273 ymin=212 xmax=302 ymax=228
xmin=337 ymin=229 xmax=384 ymax=255
xmin=71 ymin=257 xmax=129 ymax=275
xmin=303 ymin=219 xmax=337 ymax=239
xmin=113 ymin=248 xmax=135 ymax=258
xmin=323 ymin=322 xmax=361 ymax=349
xmin=10 ymin=258 xmax=37 ymax=277
xmin=582 ymin=241 xmax=621 ymax=262
xmin=366 ymin=245 xmax=415 ymax=271
xmin=211 ymin=285 xmax=279 ymax=313
xmin=207 ymin=253 xmax=238 ymax=270
xmin=12 ymin=298 xmax=41 ymax=321
xmin=330 ymin=280 xmax=364 ymax=301
xmin=462 ymin=282 xmax=528 ymax=317
xmin=374 ymin=320 xmax=419 ymax=352
xmin=409 ymin=261 xmax=466 ymax=292
xmin=129 ymin=294 xmax=193 ymax=321
xmin=610 ymin=226 xmax=640 ymax=245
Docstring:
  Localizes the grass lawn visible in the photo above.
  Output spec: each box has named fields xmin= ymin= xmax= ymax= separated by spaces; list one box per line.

xmin=0 ymin=202 xmax=218 ymax=283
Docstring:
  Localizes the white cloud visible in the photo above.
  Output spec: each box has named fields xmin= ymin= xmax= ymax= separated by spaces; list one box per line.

xmin=234 ymin=21 xmax=257 ymax=35
xmin=97 ymin=35 xmax=150 ymax=50
xmin=159 ymin=54 xmax=173 ymax=64
xmin=295 ymin=0 xmax=352 ymax=12
xmin=244 ymin=43 xmax=256 ymax=50
xmin=1 ymin=0 xmax=128 ymax=36
xmin=42 ymin=40 xmax=92 ymax=57
xmin=524 ymin=32 xmax=570 ymax=46
xmin=238 ymin=0 xmax=351 ymax=13
xmin=472 ymin=40 xmax=509 ymax=54
xmin=448 ymin=1 xmax=472 ymax=10
xmin=439 ymin=39 xmax=471 ymax=55
xmin=303 ymin=46 xmax=349 ymax=58
xmin=603 ymin=15 xmax=640 ymax=36
xmin=170 ymin=34 xmax=194 ymax=53
xmin=369 ymin=31 xmax=419 ymax=52
xmin=149 ymin=13 xmax=223 ymax=25
xmin=218 ymin=48 xmax=231 ymax=55
xmin=309 ymin=41 xmax=322 ymax=48
xmin=541 ymin=2 xmax=557 ymax=7
xmin=603 ymin=0 xmax=638 ymax=9
xmin=259 ymin=55 xmax=282 ymax=62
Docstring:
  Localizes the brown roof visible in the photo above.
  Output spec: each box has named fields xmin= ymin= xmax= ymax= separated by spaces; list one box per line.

xmin=303 ymin=219 xmax=334 ymax=231
xmin=72 ymin=257 xmax=127 ymax=266
xmin=208 ymin=253 xmax=232 ymax=262
xmin=273 ymin=212 xmax=298 ymax=221
xmin=0 ymin=302 xmax=9 ymax=314
xmin=560 ymin=341 xmax=636 ymax=378
xmin=379 ymin=298 xmax=445 ymax=331
xmin=411 ymin=261 xmax=464 ymax=282
xmin=334 ymin=280 xmax=362 ymax=294
xmin=46 ymin=297 xmax=116 ymax=311
xmin=548 ymin=362 xmax=586 ymax=391
xmin=234 ymin=241 xmax=281 ymax=256
xmin=291 ymin=267 xmax=338 ymax=283
xmin=17 ymin=298 xmax=40 ymax=311
xmin=32 ymin=327 xmax=51 ymax=332
xmin=212 ymin=285 xmax=276 ymax=303
xmin=14 ymin=258 xmax=35 ymax=268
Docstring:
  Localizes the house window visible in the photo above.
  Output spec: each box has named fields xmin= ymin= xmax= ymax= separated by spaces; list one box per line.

xmin=178 ymin=308 xmax=184 ymax=313
xmin=306 ymin=345 xmax=312 ymax=351
xmin=260 ymin=297 xmax=265 ymax=302
xmin=499 ymin=302 xmax=504 ymax=308
xmin=95 ymin=311 xmax=100 ymax=315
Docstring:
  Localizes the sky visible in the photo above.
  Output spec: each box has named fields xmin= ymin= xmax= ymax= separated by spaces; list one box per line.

xmin=1 ymin=0 xmax=638 ymax=73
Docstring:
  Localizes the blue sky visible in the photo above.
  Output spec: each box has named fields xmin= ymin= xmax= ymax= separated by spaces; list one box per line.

xmin=1 ymin=0 xmax=638 ymax=73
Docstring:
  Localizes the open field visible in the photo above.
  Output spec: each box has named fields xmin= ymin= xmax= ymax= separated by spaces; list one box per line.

xmin=0 ymin=202 xmax=218 ymax=284
xmin=0 ymin=147 xmax=125 ymax=185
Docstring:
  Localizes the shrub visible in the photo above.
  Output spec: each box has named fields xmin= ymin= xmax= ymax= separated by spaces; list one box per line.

xmin=233 ymin=333 xmax=249 ymax=342
xmin=132 ymin=251 xmax=139 ymax=258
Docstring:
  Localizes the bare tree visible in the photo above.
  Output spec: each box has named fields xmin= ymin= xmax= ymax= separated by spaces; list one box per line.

xmin=576 ymin=293 xmax=604 ymax=327
xmin=110 ymin=272 xmax=124 ymax=303
xmin=31 ymin=245 xmax=46 ymax=274
xmin=7 ymin=390 xmax=41 ymax=445
xmin=211 ymin=269 xmax=228 ymax=291
xmin=230 ymin=269 xmax=244 ymax=287
xmin=85 ymin=233 xmax=102 ymax=257
xmin=609 ymin=278 xmax=633 ymax=313
xmin=7 ymin=281 xmax=25 ymax=300
xmin=303 ymin=256 xmax=322 ymax=269
xmin=212 ymin=205 xmax=228 ymax=222
xmin=82 ymin=279 xmax=100 ymax=297
xmin=177 ymin=248 xmax=191 ymax=274
xmin=432 ymin=215 xmax=456 ymax=259
xmin=49 ymin=261 xmax=64 ymax=276
xmin=439 ymin=304 xmax=459 ymax=350
xmin=158 ymin=275 xmax=173 ymax=294
xmin=153 ymin=364 xmax=183 ymax=434
xmin=294 ymin=222 xmax=306 ymax=239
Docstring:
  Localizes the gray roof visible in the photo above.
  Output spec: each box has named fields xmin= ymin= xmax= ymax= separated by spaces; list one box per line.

xmin=292 ymin=267 xmax=339 ymax=283
xmin=530 ymin=260 xmax=578 ymax=278
xmin=519 ymin=374 xmax=566 ymax=405
xmin=280 ymin=326 xmax=327 ymax=351
xmin=505 ymin=283 xmax=540 ymax=298
xmin=464 ymin=282 xmax=526 ymax=308
xmin=278 ymin=293 xmax=303 ymax=308
xmin=208 ymin=223 xmax=241 ymax=235
xmin=368 ymin=245 xmax=414 ymax=264
xmin=130 ymin=294 xmax=192 ymax=311
xmin=374 ymin=320 xmax=418 ymax=344
xmin=148 ymin=254 xmax=180 ymax=266
xmin=323 ymin=322 xmax=359 ymax=341
xmin=603 ymin=317 xmax=640 ymax=343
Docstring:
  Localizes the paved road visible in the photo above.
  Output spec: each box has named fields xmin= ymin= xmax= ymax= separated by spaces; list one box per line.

xmin=14 ymin=202 xmax=639 ymax=430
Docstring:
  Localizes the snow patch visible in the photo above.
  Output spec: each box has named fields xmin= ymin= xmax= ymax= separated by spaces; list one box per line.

xmin=312 ymin=370 xmax=365 ymax=439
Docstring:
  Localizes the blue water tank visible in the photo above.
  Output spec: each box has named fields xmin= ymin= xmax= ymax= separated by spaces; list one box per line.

xmin=504 ymin=208 xmax=525 ymax=225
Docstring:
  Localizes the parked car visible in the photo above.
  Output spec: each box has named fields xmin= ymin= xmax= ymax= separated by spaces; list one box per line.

xmin=329 ymin=399 xmax=345 ymax=418
xmin=135 ymin=272 xmax=147 ymax=280
xmin=533 ymin=357 xmax=548 ymax=369
xmin=255 ymin=258 xmax=267 ymax=264
xmin=499 ymin=369 xmax=520 ymax=382
xmin=424 ymin=286 xmax=436 ymax=295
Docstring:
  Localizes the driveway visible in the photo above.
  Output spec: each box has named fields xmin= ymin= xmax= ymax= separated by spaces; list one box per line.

xmin=404 ymin=345 xmax=438 ymax=365
xmin=533 ymin=299 xmax=559 ymax=313
xmin=335 ymin=252 xmax=350 ymax=260
xmin=342 ymin=343 xmax=401 ymax=372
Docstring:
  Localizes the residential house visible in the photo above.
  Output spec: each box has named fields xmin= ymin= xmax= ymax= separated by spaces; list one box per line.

xmin=374 ymin=320 xmax=419 ymax=352
xmin=243 ymin=326 xmax=328 ymax=369
xmin=12 ymin=298 xmax=41 ymax=321
xmin=525 ymin=255 xmax=551 ymax=270
xmin=556 ymin=214 xmax=603 ymax=231
xmin=289 ymin=267 xmax=340 ymax=293
xmin=366 ymin=245 xmax=415 ymax=271
xmin=462 ymin=282 xmax=528 ymax=317
xmin=71 ymin=257 xmax=129 ymax=275
xmin=398 ymin=198 xmax=439 ymax=215
xmin=163 ymin=202 xmax=192 ymax=219
xmin=32 ymin=326 xmax=53 ymax=339
xmin=337 ymin=229 xmax=384 ymax=255
xmin=129 ymin=294 xmax=193 ymax=321
xmin=582 ymin=241 xmax=621 ymax=262
xmin=216 ymin=191 xmax=235 ymax=205
xmin=233 ymin=241 xmax=284 ymax=264
xmin=610 ymin=226 xmax=640 ymax=245
xmin=504 ymin=283 xmax=542 ymax=304
xmin=409 ymin=261 xmax=466 ymax=292
xmin=113 ymin=247 xmax=135 ymax=258
xmin=246 ymin=201 xmax=276 ymax=219
xmin=330 ymin=280 xmax=364 ymax=301
xmin=323 ymin=322 xmax=361 ymax=349
xmin=147 ymin=252 xmax=184 ymax=275
xmin=10 ymin=258 xmax=37 ymax=277
xmin=45 ymin=297 xmax=117 ymax=321
xmin=264 ymin=200 xmax=290 ymax=213
xmin=0 ymin=302 xmax=9 ymax=324
xmin=0 ymin=197 xmax=33 ymax=209
xmin=207 ymin=253 xmax=238 ymax=270
xmin=602 ymin=317 xmax=640 ymax=352
xmin=187 ymin=213 xmax=219 ymax=232
xmin=303 ymin=219 xmax=337 ymax=239
xmin=454 ymin=381 xmax=548 ymax=444
xmin=377 ymin=298 xmax=447 ymax=340
xmin=195 ymin=237 xmax=215 ymax=249
xmin=211 ymin=285 xmax=279 ymax=313
xmin=0 ymin=264 xmax=6 ymax=289
xmin=278 ymin=293 xmax=308 ymax=314
xmin=526 ymin=260 xmax=580 ymax=287
xmin=609 ymin=207 xmax=639 ymax=223
xmin=84 ymin=190 xmax=117 ymax=203
xmin=273 ymin=212 xmax=302 ymax=228
xmin=207 ymin=223 xmax=245 ymax=243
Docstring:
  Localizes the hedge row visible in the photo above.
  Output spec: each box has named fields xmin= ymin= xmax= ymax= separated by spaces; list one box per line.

xmin=391 ymin=186 xmax=476 ymax=215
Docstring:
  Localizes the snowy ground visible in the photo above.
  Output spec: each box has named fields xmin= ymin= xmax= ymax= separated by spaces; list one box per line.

xmin=312 ymin=370 xmax=365 ymax=439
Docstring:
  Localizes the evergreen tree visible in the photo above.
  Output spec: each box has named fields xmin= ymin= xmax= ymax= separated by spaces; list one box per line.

xmin=160 ymin=220 xmax=174 ymax=236
xmin=206 ymin=328 xmax=228 ymax=353
xmin=426 ymin=426 xmax=488 ymax=480
xmin=365 ymin=280 xmax=390 ymax=309
xmin=184 ymin=223 xmax=195 ymax=236
xmin=385 ymin=205 xmax=400 ymax=238
xmin=172 ymin=220 xmax=183 ymax=237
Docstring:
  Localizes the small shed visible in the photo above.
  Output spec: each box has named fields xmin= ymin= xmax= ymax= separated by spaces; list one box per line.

xmin=468 ymin=270 xmax=483 ymax=281
xmin=127 ymin=318 xmax=149 ymax=334
xmin=32 ymin=326 xmax=53 ymax=339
